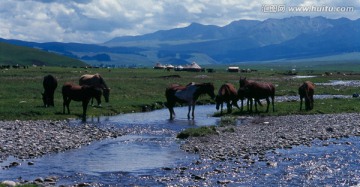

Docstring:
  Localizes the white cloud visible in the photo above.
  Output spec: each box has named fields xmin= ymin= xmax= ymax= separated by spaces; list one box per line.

xmin=0 ymin=0 xmax=359 ymax=43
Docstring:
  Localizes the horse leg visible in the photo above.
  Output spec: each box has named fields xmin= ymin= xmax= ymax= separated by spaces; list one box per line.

xmin=249 ymin=98 xmax=253 ymax=113
xmin=191 ymin=104 xmax=195 ymax=119
xmin=305 ymin=97 xmax=311 ymax=111
xmin=82 ymin=99 xmax=89 ymax=120
xmin=265 ymin=97 xmax=270 ymax=112
xmin=227 ymin=101 xmax=232 ymax=113
xmin=166 ymin=101 xmax=175 ymax=120
xmin=299 ymin=96 xmax=303 ymax=111
xmin=187 ymin=105 xmax=191 ymax=119
xmin=63 ymin=97 xmax=69 ymax=114
xmin=220 ymin=102 xmax=223 ymax=115
xmin=233 ymin=99 xmax=240 ymax=110
xmin=63 ymin=98 xmax=71 ymax=114
xmin=254 ymin=98 xmax=259 ymax=113
xmin=240 ymin=99 xmax=244 ymax=112
xmin=271 ymin=96 xmax=275 ymax=112
xmin=310 ymin=95 xmax=314 ymax=110
xmin=66 ymin=100 xmax=71 ymax=114
xmin=62 ymin=97 xmax=66 ymax=114
xmin=50 ymin=91 xmax=55 ymax=106
xmin=168 ymin=107 xmax=174 ymax=120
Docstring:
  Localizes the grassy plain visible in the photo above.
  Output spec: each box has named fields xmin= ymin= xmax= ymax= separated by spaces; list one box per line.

xmin=1 ymin=65 xmax=360 ymax=121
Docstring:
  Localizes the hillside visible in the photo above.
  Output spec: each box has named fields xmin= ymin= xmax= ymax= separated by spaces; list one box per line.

xmin=0 ymin=42 xmax=87 ymax=67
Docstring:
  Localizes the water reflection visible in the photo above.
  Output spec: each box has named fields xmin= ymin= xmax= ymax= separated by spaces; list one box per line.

xmin=0 ymin=105 xmax=216 ymax=183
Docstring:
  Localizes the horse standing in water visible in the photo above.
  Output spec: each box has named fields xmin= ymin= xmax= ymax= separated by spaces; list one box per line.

xmin=215 ymin=83 xmax=240 ymax=115
xmin=165 ymin=82 xmax=216 ymax=120
xmin=299 ymin=81 xmax=315 ymax=111
xmin=79 ymin=73 xmax=110 ymax=106
xmin=62 ymin=82 xmax=102 ymax=121
xmin=42 ymin=74 xmax=58 ymax=107
xmin=239 ymin=77 xmax=275 ymax=113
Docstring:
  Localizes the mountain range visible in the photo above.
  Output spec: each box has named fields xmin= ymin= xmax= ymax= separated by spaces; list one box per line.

xmin=1 ymin=16 xmax=359 ymax=67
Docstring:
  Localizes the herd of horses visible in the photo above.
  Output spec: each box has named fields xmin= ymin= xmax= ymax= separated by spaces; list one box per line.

xmin=42 ymin=73 xmax=315 ymax=121
xmin=42 ymin=74 xmax=110 ymax=120
xmin=165 ymin=77 xmax=315 ymax=120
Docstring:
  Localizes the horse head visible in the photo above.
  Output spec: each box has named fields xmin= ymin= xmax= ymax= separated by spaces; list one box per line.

xmin=215 ymin=95 xmax=221 ymax=110
xmin=239 ymin=77 xmax=248 ymax=87
xmin=103 ymin=88 xmax=110 ymax=102
xmin=203 ymin=83 xmax=216 ymax=100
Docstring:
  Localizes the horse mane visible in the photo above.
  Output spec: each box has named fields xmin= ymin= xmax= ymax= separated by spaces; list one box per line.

xmin=194 ymin=82 xmax=215 ymax=98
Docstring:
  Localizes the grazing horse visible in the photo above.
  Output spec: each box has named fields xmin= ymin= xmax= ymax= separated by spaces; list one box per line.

xmin=299 ymin=81 xmax=315 ymax=111
xmin=79 ymin=73 xmax=110 ymax=106
xmin=215 ymin=83 xmax=240 ymax=115
xmin=62 ymin=82 xmax=102 ymax=120
xmin=239 ymin=77 xmax=275 ymax=112
xmin=42 ymin=74 xmax=58 ymax=107
xmin=165 ymin=82 xmax=216 ymax=120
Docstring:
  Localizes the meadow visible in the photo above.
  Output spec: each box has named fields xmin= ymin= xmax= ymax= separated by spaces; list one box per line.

xmin=1 ymin=65 xmax=360 ymax=121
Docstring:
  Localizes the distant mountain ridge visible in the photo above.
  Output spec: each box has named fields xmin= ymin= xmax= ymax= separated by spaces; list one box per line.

xmin=1 ymin=16 xmax=359 ymax=66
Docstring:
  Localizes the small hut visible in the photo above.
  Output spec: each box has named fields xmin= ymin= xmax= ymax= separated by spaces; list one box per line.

xmin=227 ymin=66 xmax=239 ymax=72
xmin=153 ymin=62 xmax=166 ymax=69
xmin=166 ymin=64 xmax=174 ymax=70
xmin=184 ymin=62 xmax=202 ymax=72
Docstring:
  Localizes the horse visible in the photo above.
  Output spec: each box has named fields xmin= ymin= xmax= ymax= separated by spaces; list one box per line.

xmin=62 ymin=82 xmax=102 ymax=121
xmin=237 ymin=87 xmax=262 ymax=112
xmin=299 ymin=81 xmax=315 ymax=111
xmin=42 ymin=74 xmax=58 ymax=107
xmin=165 ymin=82 xmax=216 ymax=120
xmin=79 ymin=73 xmax=110 ymax=106
xmin=239 ymin=77 xmax=275 ymax=113
xmin=215 ymin=83 xmax=240 ymax=115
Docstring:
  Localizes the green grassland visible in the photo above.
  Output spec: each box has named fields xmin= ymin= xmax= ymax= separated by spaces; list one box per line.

xmin=0 ymin=42 xmax=86 ymax=67
xmin=1 ymin=64 xmax=360 ymax=121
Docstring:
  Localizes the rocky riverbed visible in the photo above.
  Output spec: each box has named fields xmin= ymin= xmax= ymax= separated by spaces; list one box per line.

xmin=181 ymin=113 xmax=360 ymax=161
xmin=2 ymin=113 xmax=360 ymax=186
xmin=0 ymin=120 xmax=123 ymax=186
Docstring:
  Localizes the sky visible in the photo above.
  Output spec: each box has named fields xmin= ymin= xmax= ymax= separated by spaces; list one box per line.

xmin=0 ymin=0 xmax=359 ymax=44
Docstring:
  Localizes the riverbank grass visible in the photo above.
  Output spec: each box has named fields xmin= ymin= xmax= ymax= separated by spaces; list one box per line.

xmin=1 ymin=66 xmax=360 ymax=120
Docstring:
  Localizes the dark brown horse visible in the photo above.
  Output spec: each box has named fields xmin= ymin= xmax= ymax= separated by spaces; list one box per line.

xmin=79 ymin=73 xmax=110 ymax=106
xmin=215 ymin=83 xmax=240 ymax=115
xmin=62 ymin=82 xmax=102 ymax=120
xmin=42 ymin=74 xmax=58 ymax=107
xmin=299 ymin=81 xmax=315 ymax=111
xmin=165 ymin=82 xmax=215 ymax=120
xmin=237 ymin=87 xmax=262 ymax=112
xmin=239 ymin=77 xmax=275 ymax=112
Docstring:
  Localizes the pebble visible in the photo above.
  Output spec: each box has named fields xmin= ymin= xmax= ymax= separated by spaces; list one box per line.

xmin=181 ymin=113 xmax=360 ymax=162
xmin=0 ymin=119 xmax=122 ymax=186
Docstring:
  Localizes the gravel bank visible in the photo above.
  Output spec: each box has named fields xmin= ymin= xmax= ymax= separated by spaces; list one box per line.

xmin=181 ymin=113 xmax=360 ymax=161
xmin=0 ymin=120 xmax=122 ymax=163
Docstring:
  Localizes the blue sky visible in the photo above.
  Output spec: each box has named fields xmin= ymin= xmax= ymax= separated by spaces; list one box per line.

xmin=1 ymin=0 xmax=359 ymax=43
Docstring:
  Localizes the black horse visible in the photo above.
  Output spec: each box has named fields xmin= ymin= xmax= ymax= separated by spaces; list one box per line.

xmin=42 ymin=74 xmax=58 ymax=107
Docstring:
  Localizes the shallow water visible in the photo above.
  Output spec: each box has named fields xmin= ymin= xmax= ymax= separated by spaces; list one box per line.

xmin=315 ymin=80 xmax=360 ymax=87
xmin=1 ymin=102 xmax=360 ymax=186
xmin=0 ymin=105 xmax=218 ymax=185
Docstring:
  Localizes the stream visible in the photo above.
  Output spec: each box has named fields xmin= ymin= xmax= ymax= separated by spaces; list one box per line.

xmin=1 ymin=94 xmax=360 ymax=186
